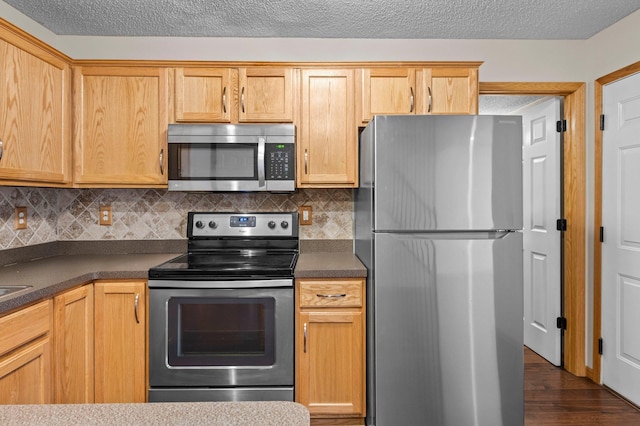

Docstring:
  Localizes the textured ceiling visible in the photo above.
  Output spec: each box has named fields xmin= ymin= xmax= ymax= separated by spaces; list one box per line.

xmin=4 ymin=0 xmax=640 ymax=39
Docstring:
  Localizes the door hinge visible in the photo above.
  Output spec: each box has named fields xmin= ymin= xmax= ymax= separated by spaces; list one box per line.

xmin=557 ymin=218 xmax=567 ymax=231
xmin=598 ymin=338 xmax=604 ymax=355
xmin=600 ymin=226 xmax=605 ymax=243
xmin=556 ymin=119 xmax=567 ymax=133
xmin=557 ymin=316 xmax=567 ymax=330
xmin=600 ymin=114 xmax=605 ymax=131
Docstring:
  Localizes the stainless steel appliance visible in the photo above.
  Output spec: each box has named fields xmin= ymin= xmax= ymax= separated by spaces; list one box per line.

xmin=354 ymin=115 xmax=524 ymax=425
xmin=148 ymin=211 xmax=298 ymax=402
xmin=167 ymin=123 xmax=295 ymax=192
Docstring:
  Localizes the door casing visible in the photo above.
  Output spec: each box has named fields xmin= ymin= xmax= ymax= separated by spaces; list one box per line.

xmin=480 ymin=82 xmax=586 ymax=377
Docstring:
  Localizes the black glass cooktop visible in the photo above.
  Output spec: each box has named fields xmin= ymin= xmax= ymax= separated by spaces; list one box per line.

xmin=148 ymin=251 xmax=298 ymax=280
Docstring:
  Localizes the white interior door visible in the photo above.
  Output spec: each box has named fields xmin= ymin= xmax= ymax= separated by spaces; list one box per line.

xmin=521 ymin=97 xmax=563 ymax=366
xmin=602 ymin=71 xmax=640 ymax=405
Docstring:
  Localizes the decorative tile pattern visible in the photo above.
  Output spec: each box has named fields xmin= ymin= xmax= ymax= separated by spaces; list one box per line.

xmin=0 ymin=187 xmax=353 ymax=250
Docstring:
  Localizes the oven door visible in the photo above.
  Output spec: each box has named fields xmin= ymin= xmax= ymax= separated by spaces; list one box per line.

xmin=148 ymin=283 xmax=293 ymax=389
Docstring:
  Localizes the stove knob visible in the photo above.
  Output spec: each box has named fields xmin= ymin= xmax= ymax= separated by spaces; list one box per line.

xmin=268 ymin=220 xmax=276 ymax=229
xmin=281 ymin=220 xmax=289 ymax=229
xmin=195 ymin=221 xmax=205 ymax=229
xmin=208 ymin=221 xmax=218 ymax=229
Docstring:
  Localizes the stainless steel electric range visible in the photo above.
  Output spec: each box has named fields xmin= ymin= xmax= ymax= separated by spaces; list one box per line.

xmin=147 ymin=211 xmax=298 ymax=403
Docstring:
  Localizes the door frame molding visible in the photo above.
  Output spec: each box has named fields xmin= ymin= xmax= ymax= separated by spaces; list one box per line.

xmin=592 ymin=61 xmax=640 ymax=383
xmin=479 ymin=82 xmax=586 ymax=376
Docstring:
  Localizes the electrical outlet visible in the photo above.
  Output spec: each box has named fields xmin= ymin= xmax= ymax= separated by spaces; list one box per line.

xmin=14 ymin=207 xmax=27 ymax=230
xmin=99 ymin=205 xmax=112 ymax=226
xmin=299 ymin=205 xmax=312 ymax=225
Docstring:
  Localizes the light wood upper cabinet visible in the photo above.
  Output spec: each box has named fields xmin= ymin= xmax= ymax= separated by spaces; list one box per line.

xmin=94 ymin=280 xmax=146 ymax=403
xmin=360 ymin=64 xmax=479 ymax=123
xmin=296 ymin=278 xmax=366 ymax=422
xmin=0 ymin=25 xmax=71 ymax=185
xmin=174 ymin=67 xmax=234 ymax=122
xmin=173 ymin=67 xmax=293 ymax=123
xmin=73 ymin=66 xmax=168 ymax=186
xmin=360 ymin=67 xmax=417 ymax=122
xmin=53 ymin=285 xmax=94 ymax=404
xmin=418 ymin=66 xmax=479 ymax=114
xmin=0 ymin=300 xmax=53 ymax=405
xmin=298 ymin=69 xmax=358 ymax=188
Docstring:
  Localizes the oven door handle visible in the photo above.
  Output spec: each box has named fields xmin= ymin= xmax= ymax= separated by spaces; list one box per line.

xmin=257 ymin=137 xmax=266 ymax=188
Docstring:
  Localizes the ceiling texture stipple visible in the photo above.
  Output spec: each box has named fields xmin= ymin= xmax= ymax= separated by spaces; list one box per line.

xmin=3 ymin=0 xmax=640 ymax=39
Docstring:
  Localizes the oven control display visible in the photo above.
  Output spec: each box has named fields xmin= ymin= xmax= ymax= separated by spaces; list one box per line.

xmin=230 ymin=216 xmax=256 ymax=227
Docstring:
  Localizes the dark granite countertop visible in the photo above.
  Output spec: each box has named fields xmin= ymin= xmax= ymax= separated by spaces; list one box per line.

xmin=0 ymin=239 xmax=366 ymax=315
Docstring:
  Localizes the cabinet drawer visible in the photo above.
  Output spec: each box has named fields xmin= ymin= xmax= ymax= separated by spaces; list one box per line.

xmin=298 ymin=279 xmax=363 ymax=308
xmin=0 ymin=300 xmax=51 ymax=358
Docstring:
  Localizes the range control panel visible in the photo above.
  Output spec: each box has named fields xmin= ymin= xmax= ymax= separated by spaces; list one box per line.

xmin=188 ymin=212 xmax=299 ymax=238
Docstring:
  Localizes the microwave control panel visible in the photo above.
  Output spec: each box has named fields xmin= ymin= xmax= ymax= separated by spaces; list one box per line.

xmin=265 ymin=143 xmax=294 ymax=180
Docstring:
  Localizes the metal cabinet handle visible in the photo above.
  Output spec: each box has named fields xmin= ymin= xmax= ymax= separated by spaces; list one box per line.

xmin=222 ymin=87 xmax=227 ymax=113
xmin=427 ymin=86 xmax=432 ymax=113
xmin=159 ymin=149 xmax=164 ymax=175
xmin=241 ymin=87 xmax=245 ymax=113
xmin=304 ymin=149 xmax=308 ymax=175
xmin=134 ymin=293 xmax=140 ymax=324
xmin=316 ymin=293 xmax=347 ymax=298
xmin=0 ymin=139 xmax=3 ymax=160
xmin=410 ymin=87 xmax=414 ymax=113
xmin=303 ymin=323 xmax=307 ymax=353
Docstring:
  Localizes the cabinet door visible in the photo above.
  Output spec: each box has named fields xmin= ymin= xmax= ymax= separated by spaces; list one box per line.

xmin=94 ymin=281 xmax=146 ymax=403
xmin=0 ymin=33 xmax=70 ymax=184
xmin=174 ymin=67 xmax=235 ymax=122
xmin=73 ymin=66 xmax=168 ymax=186
xmin=299 ymin=69 xmax=357 ymax=187
xmin=238 ymin=67 xmax=293 ymax=122
xmin=0 ymin=300 xmax=52 ymax=405
xmin=0 ymin=337 xmax=52 ymax=404
xmin=419 ymin=67 xmax=479 ymax=114
xmin=53 ymin=285 xmax=94 ymax=403
xmin=361 ymin=68 xmax=416 ymax=123
xmin=297 ymin=310 xmax=365 ymax=417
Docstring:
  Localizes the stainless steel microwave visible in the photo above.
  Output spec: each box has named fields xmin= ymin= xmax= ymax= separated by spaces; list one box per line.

xmin=167 ymin=123 xmax=295 ymax=192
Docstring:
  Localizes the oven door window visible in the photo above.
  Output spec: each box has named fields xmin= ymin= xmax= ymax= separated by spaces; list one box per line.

xmin=167 ymin=297 xmax=275 ymax=366
xmin=168 ymin=143 xmax=258 ymax=180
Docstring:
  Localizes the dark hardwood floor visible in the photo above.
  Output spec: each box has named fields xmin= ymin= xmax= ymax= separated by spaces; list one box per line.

xmin=525 ymin=346 xmax=640 ymax=425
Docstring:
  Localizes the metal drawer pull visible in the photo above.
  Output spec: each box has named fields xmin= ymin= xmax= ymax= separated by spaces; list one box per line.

xmin=134 ymin=293 xmax=140 ymax=324
xmin=427 ymin=86 xmax=432 ymax=113
xmin=241 ymin=87 xmax=245 ymax=113
xmin=304 ymin=149 xmax=308 ymax=175
xmin=0 ymin=139 xmax=3 ymax=160
xmin=159 ymin=149 xmax=164 ymax=175
xmin=316 ymin=293 xmax=347 ymax=298
xmin=303 ymin=323 xmax=307 ymax=353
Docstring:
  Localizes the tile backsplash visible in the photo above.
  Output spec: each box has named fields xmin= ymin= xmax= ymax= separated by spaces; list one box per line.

xmin=0 ymin=187 xmax=353 ymax=250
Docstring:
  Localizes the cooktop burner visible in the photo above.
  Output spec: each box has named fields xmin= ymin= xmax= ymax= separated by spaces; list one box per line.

xmin=149 ymin=212 xmax=299 ymax=281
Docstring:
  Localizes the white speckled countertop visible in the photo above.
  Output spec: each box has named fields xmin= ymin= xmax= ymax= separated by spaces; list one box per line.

xmin=0 ymin=401 xmax=310 ymax=425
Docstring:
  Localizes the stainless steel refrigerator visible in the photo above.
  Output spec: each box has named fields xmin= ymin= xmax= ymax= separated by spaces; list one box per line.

xmin=354 ymin=115 xmax=524 ymax=426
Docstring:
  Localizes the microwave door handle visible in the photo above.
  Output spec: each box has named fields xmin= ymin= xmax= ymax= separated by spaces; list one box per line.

xmin=257 ymin=137 xmax=266 ymax=188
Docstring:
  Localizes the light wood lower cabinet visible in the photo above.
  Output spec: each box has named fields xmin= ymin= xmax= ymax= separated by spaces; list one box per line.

xmin=0 ymin=300 xmax=53 ymax=404
xmin=94 ymin=280 xmax=147 ymax=403
xmin=53 ymin=280 xmax=146 ymax=404
xmin=53 ymin=284 xmax=94 ymax=403
xmin=296 ymin=278 xmax=366 ymax=425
